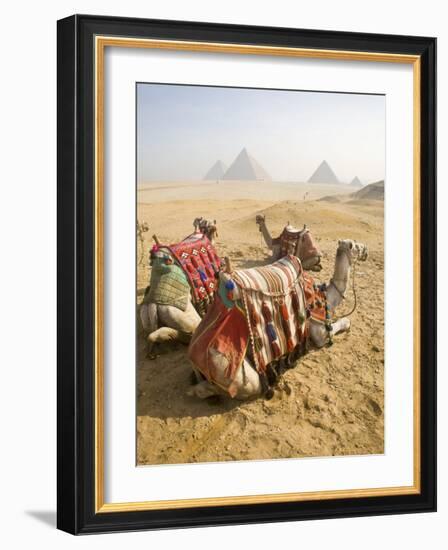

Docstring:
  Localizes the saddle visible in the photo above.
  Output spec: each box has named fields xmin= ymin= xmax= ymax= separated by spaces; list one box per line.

xmin=188 ymin=255 xmax=311 ymax=396
xmin=272 ymin=226 xmax=321 ymax=269
xmin=167 ymin=233 xmax=222 ymax=315
xmin=231 ymin=255 xmax=309 ymax=374
xmin=145 ymin=259 xmax=191 ymax=311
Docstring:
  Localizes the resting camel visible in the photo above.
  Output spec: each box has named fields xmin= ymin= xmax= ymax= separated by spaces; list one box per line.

xmin=255 ymin=214 xmax=322 ymax=271
xmin=188 ymin=239 xmax=368 ymax=400
xmin=139 ymin=219 xmax=221 ymax=356
xmin=193 ymin=217 xmax=218 ymax=243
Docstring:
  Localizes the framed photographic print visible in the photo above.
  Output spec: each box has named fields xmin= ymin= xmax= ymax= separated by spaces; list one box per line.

xmin=57 ymin=15 xmax=436 ymax=534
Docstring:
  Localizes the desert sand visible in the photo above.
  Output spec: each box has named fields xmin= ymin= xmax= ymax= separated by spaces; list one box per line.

xmin=136 ymin=181 xmax=384 ymax=465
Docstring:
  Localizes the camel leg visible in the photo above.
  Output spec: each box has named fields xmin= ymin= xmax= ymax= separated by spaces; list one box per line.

xmin=146 ymin=327 xmax=182 ymax=358
xmin=187 ymin=380 xmax=220 ymax=399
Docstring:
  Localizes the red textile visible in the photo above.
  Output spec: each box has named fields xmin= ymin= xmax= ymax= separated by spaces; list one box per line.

xmin=188 ymin=295 xmax=249 ymax=397
xmin=272 ymin=227 xmax=321 ymax=263
xmin=166 ymin=233 xmax=221 ymax=308
xmin=302 ymin=272 xmax=328 ymax=323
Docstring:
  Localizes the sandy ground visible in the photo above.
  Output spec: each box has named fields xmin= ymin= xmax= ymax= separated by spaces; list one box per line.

xmin=136 ymin=181 xmax=384 ymax=465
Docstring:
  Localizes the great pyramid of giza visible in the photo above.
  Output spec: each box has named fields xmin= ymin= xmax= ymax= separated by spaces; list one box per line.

xmin=222 ymin=148 xmax=271 ymax=181
xmin=203 ymin=160 xmax=227 ymax=180
xmin=349 ymin=176 xmax=363 ymax=188
xmin=308 ymin=160 xmax=339 ymax=184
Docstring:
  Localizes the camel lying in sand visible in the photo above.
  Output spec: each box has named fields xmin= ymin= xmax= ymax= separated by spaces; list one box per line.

xmin=139 ymin=219 xmax=221 ymax=356
xmin=255 ymin=214 xmax=322 ymax=271
xmin=188 ymin=239 xmax=368 ymax=400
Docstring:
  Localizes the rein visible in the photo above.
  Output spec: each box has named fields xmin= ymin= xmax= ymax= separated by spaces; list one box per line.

xmin=329 ymin=249 xmax=359 ymax=321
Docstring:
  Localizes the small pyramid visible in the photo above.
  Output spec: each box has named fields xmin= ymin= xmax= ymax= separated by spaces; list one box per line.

xmin=308 ymin=160 xmax=339 ymax=184
xmin=222 ymin=148 xmax=271 ymax=181
xmin=349 ymin=176 xmax=363 ymax=188
xmin=204 ymin=160 xmax=227 ymax=180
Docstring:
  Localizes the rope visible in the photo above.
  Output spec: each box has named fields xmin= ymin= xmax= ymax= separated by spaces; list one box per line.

xmin=331 ymin=258 xmax=359 ymax=321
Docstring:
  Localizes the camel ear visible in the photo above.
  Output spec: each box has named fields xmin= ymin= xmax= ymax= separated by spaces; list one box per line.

xmin=349 ymin=241 xmax=353 ymax=249
xmin=338 ymin=239 xmax=341 ymax=245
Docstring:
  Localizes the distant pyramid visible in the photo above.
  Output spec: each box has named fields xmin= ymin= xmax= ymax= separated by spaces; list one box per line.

xmin=308 ymin=160 xmax=339 ymax=184
xmin=204 ymin=160 xmax=227 ymax=180
xmin=349 ymin=176 xmax=363 ymax=188
xmin=222 ymin=148 xmax=271 ymax=181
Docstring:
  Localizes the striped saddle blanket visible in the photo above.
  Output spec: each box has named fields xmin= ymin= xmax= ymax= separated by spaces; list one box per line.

xmin=188 ymin=255 xmax=323 ymax=397
xmin=232 ymin=255 xmax=308 ymax=374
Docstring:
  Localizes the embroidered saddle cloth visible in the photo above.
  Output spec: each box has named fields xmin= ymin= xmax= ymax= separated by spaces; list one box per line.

xmin=188 ymin=295 xmax=249 ymax=397
xmin=272 ymin=227 xmax=321 ymax=266
xmin=146 ymin=259 xmax=191 ymax=311
xmin=167 ymin=233 xmax=222 ymax=315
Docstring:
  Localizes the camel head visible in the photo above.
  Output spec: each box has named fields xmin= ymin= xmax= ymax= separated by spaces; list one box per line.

xmin=255 ymin=214 xmax=266 ymax=231
xmin=193 ymin=217 xmax=218 ymax=243
xmin=337 ymin=239 xmax=368 ymax=264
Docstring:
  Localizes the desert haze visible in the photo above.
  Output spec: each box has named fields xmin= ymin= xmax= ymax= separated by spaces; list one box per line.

xmin=136 ymin=180 xmax=384 ymax=465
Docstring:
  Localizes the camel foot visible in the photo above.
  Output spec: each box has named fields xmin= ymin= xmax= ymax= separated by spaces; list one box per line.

xmin=265 ymin=388 xmax=275 ymax=400
xmin=206 ymin=395 xmax=222 ymax=406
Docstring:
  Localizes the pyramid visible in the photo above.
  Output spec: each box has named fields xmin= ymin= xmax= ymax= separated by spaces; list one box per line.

xmin=349 ymin=176 xmax=363 ymax=188
xmin=222 ymin=148 xmax=271 ymax=181
xmin=203 ymin=160 xmax=227 ymax=180
xmin=308 ymin=160 xmax=339 ymax=184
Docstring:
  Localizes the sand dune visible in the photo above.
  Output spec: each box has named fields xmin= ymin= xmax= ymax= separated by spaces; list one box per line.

xmin=136 ymin=181 xmax=384 ymax=465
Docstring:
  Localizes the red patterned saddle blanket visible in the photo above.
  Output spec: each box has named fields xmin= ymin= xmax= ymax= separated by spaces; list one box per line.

xmin=167 ymin=233 xmax=222 ymax=315
xmin=272 ymin=226 xmax=321 ymax=266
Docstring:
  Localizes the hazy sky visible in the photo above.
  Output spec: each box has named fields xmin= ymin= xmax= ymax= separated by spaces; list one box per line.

xmin=137 ymin=83 xmax=385 ymax=184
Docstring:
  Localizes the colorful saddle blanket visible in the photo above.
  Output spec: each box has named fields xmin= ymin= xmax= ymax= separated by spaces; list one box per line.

xmin=146 ymin=259 xmax=191 ymax=311
xmin=167 ymin=233 xmax=222 ymax=315
xmin=189 ymin=255 xmax=310 ymax=397
xmin=188 ymin=295 xmax=249 ymax=397
xmin=232 ymin=255 xmax=308 ymax=374
xmin=272 ymin=227 xmax=321 ymax=264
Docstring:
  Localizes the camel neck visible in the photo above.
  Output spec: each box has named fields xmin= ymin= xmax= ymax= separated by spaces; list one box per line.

xmin=328 ymin=249 xmax=351 ymax=308
xmin=259 ymin=222 xmax=273 ymax=248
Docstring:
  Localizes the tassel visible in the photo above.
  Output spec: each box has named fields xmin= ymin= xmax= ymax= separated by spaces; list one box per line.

xmin=280 ymin=302 xmax=289 ymax=321
xmin=261 ymin=301 xmax=273 ymax=323
xmin=287 ymin=337 xmax=295 ymax=352
xmin=266 ymin=323 xmax=277 ymax=342
xmin=248 ymin=302 xmax=261 ymax=325
xmin=291 ymin=290 xmax=300 ymax=312
xmin=271 ymin=340 xmax=282 ymax=357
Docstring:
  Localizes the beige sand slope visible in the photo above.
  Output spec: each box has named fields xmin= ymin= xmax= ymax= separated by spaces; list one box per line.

xmin=136 ymin=181 xmax=384 ymax=465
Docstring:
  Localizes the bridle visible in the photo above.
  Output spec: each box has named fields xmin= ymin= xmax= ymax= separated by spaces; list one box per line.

xmin=329 ymin=244 xmax=365 ymax=319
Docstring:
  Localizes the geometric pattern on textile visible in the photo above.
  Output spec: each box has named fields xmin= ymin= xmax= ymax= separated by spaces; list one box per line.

xmin=167 ymin=233 xmax=222 ymax=314
xmin=272 ymin=227 xmax=321 ymax=263
xmin=147 ymin=259 xmax=191 ymax=311
xmin=231 ymin=255 xmax=308 ymax=374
